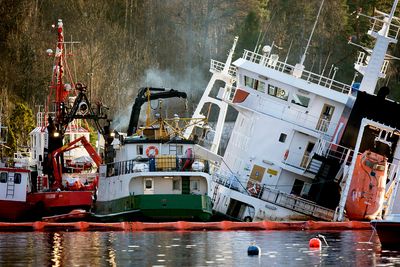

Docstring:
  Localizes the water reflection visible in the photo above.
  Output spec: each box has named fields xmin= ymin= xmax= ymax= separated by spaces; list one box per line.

xmin=0 ymin=230 xmax=398 ymax=266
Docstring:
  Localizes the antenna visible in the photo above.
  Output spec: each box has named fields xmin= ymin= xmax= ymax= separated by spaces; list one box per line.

xmin=300 ymin=0 xmax=325 ymax=66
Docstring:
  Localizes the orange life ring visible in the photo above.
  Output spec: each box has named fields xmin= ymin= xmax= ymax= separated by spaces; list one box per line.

xmin=146 ymin=146 xmax=159 ymax=157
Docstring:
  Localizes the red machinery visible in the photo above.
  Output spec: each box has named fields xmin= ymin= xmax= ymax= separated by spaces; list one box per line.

xmin=51 ymin=136 xmax=102 ymax=190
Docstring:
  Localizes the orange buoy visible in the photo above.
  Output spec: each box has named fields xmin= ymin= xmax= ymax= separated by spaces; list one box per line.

xmin=309 ymin=238 xmax=321 ymax=249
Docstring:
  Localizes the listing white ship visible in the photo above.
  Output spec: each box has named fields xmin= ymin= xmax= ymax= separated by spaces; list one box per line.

xmin=187 ymin=1 xmax=400 ymax=222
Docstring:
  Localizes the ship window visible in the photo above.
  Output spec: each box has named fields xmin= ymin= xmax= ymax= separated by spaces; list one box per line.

xmin=244 ymin=76 xmax=253 ymax=87
xmin=137 ymin=145 xmax=143 ymax=155
xmin=244 ymin=76 xmax=265 ymax=93
xmin=268 ymin=85 xmax=288 ymax=101
xmin=177 ymin=145 xmax=183 ymax=155
xmin=279 ymin=133 xmax=287 ymax=143
xmin=173 ymin=179 xmax=180 ymax=190
xmin=0 ymin=172 xmax=7 ymax=183
xmin=144 ymin=179 xmax=153 ymax=190
xmin=14 ymin=173 xmax=21 ymax=184
xmin=291 ymin=94 xmax=310 ymax=107
xmin=191 ymin=180 xmax=199 ymax=190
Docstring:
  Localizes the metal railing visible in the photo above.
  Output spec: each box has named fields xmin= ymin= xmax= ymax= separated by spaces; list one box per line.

xmin=210 ymin=59 xmax=237 ymax=77
xmin=368 ymin=15 xmax=400 ymax=40
xmin=105 ymin=156 xmax=211 ymax=177
xmin=242 ymin=50 xmax=351 ymax=95
xmin=213 ymin=173 xmax=335 ymax=221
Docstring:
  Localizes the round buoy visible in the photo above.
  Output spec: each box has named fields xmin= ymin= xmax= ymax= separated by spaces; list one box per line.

xmin=247 ymin=245 xmax=261 ymax=256
xmin=309 ymin=238 xmax=322 ymax=249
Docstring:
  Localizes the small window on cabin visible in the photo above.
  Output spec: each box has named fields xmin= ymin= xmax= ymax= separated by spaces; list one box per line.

xmin=244 ymin=76 xmax=253 ymax=88
xmin=191 ymin=180 xmax=199 ymax=190
xmin=177 ymin=145 xmax=183 ymax=155
xmin=279 ymin=133 xmax=287 ymax=143
xmin=137 ymin=145 xmax=144 ymax=155
xmin=14 ymin=173 xmax=21 ymax=184
xmin=173 ymin=179 xmax=180 ymax=190
xmin=257 ymin=81 xmax=266 ymax=93
xmin=0 ymin=172 xmax=7 ymax=183
xmin=268 ymin=85 xmax=288 ymax=101
xmin=291 ymin=94 xmax=310 ymax=108
xmin=145 ymin=179 xmax=153 ymax=190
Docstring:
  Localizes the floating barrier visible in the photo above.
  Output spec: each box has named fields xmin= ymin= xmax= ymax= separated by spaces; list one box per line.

xmin=0 ymin=220 xmax=372 ymax=232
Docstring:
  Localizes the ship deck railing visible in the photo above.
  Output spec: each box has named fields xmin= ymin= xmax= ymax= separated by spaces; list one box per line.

xmin=105 ymin=156 xmax=211 ymax=177
xmin=213 ymin=174 xmax=335 ymax=221
xmin=363 ymin=13 xmax=400 ymax=40
xmin=210 ymin=59 xmax=237 ymax=77
xmin=242 ymin=50 xmax=352 ymax=95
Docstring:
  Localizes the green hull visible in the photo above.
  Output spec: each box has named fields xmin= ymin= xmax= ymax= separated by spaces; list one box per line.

xmin=94 ymin=194 xmax=213 ymax=222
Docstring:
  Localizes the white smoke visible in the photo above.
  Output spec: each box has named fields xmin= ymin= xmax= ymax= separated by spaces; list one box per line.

xmin=111 ymin=67 xmax=208 ymax=133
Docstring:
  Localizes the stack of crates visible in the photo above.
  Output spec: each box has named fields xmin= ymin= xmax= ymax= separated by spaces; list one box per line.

xmin=155 ymin=155 xmax=177 ymax=171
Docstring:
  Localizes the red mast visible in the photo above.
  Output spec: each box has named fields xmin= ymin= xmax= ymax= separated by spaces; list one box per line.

xmin=54 ymin=19 xmax=66 ymax=125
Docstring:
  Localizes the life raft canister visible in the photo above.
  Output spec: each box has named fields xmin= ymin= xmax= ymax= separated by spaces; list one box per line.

xmin=146 ymin=146 xmax=159 ymax=157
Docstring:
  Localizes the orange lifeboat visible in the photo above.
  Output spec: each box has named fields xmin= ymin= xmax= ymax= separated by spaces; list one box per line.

xmin=345 ymin=150 xmax=387 ymax=220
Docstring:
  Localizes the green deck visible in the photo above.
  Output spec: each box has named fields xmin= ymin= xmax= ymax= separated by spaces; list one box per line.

xmin=94 ymin=194 xmax=213 ymax=222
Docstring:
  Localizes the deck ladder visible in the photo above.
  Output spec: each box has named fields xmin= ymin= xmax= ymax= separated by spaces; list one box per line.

xmin=6 ymin=174 xmax=15 ymax=198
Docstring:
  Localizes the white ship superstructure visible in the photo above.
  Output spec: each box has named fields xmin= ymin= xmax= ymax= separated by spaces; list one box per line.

xmin=190 ymin=2 xmax=400 ymax=221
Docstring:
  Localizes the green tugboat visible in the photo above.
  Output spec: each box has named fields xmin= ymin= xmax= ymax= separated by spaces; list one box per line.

xmin=94 ymin=87 xmax=214 ymax=221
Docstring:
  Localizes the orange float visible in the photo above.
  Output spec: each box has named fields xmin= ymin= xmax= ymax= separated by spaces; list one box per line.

xmin=0 ymin=220 xmax=372 ymax=232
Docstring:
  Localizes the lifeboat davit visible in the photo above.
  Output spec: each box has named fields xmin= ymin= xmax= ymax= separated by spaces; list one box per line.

xmin=345 ymin=150 xmax=387 ymax=221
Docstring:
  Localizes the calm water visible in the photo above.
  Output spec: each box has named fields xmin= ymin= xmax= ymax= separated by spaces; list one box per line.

xmin=0 ymin=230 xmax=399 ymax=266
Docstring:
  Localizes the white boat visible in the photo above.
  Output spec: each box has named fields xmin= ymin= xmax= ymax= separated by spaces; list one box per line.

xmin=186 ymin=1 xmax=400 ymax=222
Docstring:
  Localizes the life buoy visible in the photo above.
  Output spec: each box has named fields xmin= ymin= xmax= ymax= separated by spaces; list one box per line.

xmin=146 ymin=146 xmax=159 ymax=157
xmin=283 ymin=150 xmax=289 ymax=160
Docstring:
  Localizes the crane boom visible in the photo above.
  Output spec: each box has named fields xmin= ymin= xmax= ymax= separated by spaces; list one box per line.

xmin=127 ymin=87 xmax=187 ymax=136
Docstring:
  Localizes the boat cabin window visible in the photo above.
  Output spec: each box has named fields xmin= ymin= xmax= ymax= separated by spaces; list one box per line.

xmin=177 ymin=145 xmax=183 ymax=155
xmin=137 ymin=145 xmax=144 ymax=155
xmin=291 ymin=94 xmax=310 ymax=108
xmin=14 ymin=173 xmax=22 ymax=184
xmin=244 ymin=76 xmax=265 ymax=93
xmin=191 ymin=180 xmax=199 ymax=191
xmin=172 ymin=179 xmax=180 ymax=190
xmin=144 ymin=179 xmax=153 ymax=190
xmin=0 ymin=172 xmax=7 ymax=183
xmin=268 ymin=85 xmax=288 ymax=101
xmin=279 ymin=133 xmax=287 ymax=143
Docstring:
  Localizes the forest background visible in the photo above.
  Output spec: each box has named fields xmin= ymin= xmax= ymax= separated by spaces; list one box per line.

xmin=0 ymin=0 xmax=399 ymax=157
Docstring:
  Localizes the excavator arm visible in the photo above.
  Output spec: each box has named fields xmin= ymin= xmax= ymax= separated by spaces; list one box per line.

xmin=51 ymin=136 xmax=102 ymax=189
xmin=127 ymin=87 xmax=187 ymax=136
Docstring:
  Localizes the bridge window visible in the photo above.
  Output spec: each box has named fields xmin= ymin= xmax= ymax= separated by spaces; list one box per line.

xmin=244 ymin=76 xmax=265 ymax=93
xmin=14 ymin=173 xmax=21 ymax=184
xmin=0 ymin=172 xmax=7 ymax=183
xmin=268 ymin=85 xmax=288 ymax=101
xmin=291 ymin=94 xmax=310 ymax=108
